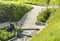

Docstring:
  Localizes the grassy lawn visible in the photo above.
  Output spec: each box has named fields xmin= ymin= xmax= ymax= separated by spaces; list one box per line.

xmin=18 ymin=0 xmax=47 ymax=5
xmin=21 ymin=0 xmax=60 ymax=5
xmin=49 ymin=0 xmax=60 ymax=5
xmin=0 ymin=0 xmax=48 ymax=5
xmin=0 ymin=0 xmax=60 ymax=5
xmin=17 ymin=0 xmax=48 ymax=5
xmin=30 ymin=8 xmax=60 ymax=41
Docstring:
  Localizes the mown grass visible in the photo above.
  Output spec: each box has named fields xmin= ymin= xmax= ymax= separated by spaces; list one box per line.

xmin=1 ymin=0 xmax=47 ymax=5
xmin=0 ymin=0 xmax=60 ymax=5
xmin=19 ymin=0 xmax=60 ymax=5
xmin=30 ymin=8 xmax=60 ymax=41
xmin=49 ymin=0 xmax=60 ymax=5
xmin=18 ymin=0 xmax=48 ymax=5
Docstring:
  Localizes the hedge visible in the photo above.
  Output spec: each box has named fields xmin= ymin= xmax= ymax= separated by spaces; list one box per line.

xmin=0 ymin=1 xmax=33 ymax=22
xmin=0 ymin=29 xmax=15 ymax=41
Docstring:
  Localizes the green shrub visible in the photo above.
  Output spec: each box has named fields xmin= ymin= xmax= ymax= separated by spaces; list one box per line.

xmin=0 ymin=30 xmax=15 ymax=41
xmin=14 ymin=24 xmax=22 ymax=32
xmin=0 ymin=1 xmax=33 ymax=22
xmin=37 ymin=9 xmax=51 ymax=23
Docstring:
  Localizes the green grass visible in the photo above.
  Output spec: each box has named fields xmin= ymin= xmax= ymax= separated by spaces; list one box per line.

xmin=18 ymin=0 xmax=48 ymax=5
xmin=30 ymin=8 xmax=60 ymax=41
xmin=0 ymin=0 xmax=60 ymax=5
xmin=49 ymin=0 xmax=60 ymax=5
xmin=1 ymin=0 xmax=60 ymax=5
xmin=0 ymin=0 xmax=17 ymax=1
xmin=0 ymin=0 xmax=48 ymax=5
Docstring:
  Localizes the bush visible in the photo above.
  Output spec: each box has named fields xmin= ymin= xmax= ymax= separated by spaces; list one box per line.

xmin=0 ymin=30 xmax=15 ymax=41
xmin=0 ymin=1 xmax=33 ymax=22
xmin=37 ymin=9 xmax=51 ymax=23
xmin=14 ymin=25 xmax=23 ymax=32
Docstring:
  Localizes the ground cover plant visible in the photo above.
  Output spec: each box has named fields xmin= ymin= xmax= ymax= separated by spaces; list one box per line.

xmin=30 ymin=8 xmax=60 ymax=41
xmin=0 ymin=1 xmax=32 ymax=22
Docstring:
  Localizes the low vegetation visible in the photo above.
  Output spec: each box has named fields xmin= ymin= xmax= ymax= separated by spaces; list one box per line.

xmin=31 ymin=8 xmax=60 ymax=41
xmin=0 ymin=29 xmax=15 ymax=41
